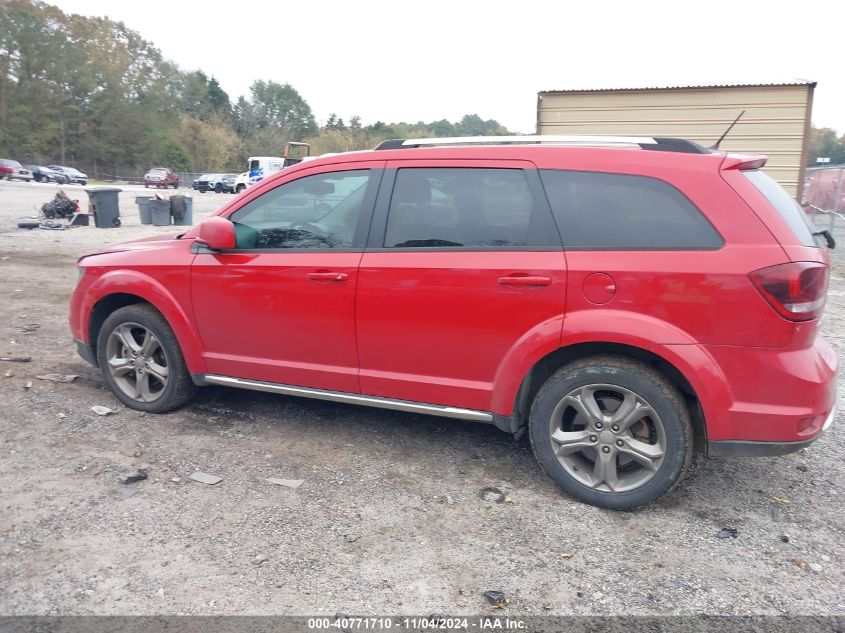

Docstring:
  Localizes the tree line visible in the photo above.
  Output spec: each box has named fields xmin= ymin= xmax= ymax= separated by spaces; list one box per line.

xmin=0 ymin=0 xmax=512 ymax=176
xmin=808 ymin=127 xmax=845 ymax=166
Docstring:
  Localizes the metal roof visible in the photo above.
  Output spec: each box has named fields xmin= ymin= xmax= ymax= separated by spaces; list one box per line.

xmin=539 ymin=81 xmax=816 ymax=94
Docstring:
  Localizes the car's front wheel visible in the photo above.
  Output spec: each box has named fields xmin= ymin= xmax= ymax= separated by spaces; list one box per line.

xmin=97 ymin=304 xmax=196 ymax=413
xmin=529 ymin=356 xmax=692 ymax=509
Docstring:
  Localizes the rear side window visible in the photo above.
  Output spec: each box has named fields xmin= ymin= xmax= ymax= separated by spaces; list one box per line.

xmin=384 ymin=168 xmax=558 ymax=248
xmin=540 ymin=170 xmax=723 ymax=249
xmin=743 ymin=170 xmax=817 ymax=247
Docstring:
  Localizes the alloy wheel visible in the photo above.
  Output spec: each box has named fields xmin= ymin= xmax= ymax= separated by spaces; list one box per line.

xmin=105 ymin=322 xmax=169 ymax=402
xmin=548 ymin=384 xmax=666 ymax=493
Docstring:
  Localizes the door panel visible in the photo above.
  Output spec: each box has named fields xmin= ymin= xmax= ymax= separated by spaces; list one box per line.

xmin=356 ymin=251 xmax=567 ymax=411
xmin=356 ymin=160 xmax=566 ymax=412
xmin=190 ymin=162 xmax=383 ymax=392
xmin=191 ymin=251 xmax=363 ymax=391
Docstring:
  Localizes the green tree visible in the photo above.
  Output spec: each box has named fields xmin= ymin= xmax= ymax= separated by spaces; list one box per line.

xmin=807 ymin=126 xmax=845 ymax=166
xmin=247 ymin=80 xmax=317 ymax=139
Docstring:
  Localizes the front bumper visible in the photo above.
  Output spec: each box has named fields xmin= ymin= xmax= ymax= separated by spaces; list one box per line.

xmin=75 ymin=338 xmax=97 ymax=366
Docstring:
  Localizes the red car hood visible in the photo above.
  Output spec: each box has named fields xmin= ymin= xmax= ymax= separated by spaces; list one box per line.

xmin=77 ymin=232 xmax=189 ymax=261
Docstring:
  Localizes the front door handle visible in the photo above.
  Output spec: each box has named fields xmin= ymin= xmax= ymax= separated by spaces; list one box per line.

xmin=307 ymin=271 xmax=348 ymax=282
xmin=497 ymin=275 xmax=553 ymax=287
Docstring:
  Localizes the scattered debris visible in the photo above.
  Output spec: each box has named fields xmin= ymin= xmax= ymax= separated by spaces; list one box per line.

xmin=91 ymin=406 xmax=114 ymax=416
xmin=780 ymin=534 xmax=790 ymax=543
xmin=717 ymin=528 xmax=739 ymax=539
xmin=344 ymin=533 xmax=361 ymax=543
xmin=18 ymin=324 xmax=40 ymax=333
xmin=253 ymin=554 xmax=268 ymax=565
xmin=483 ymin=591 xmax=509 ymax=608
xmin=4 ymin=370 xmax=12 ymax=377
xmin=118 ymin=469 xmax=148 ymax=484
xmin=0 ymin=355 xmax=31 ymax=363
xmin=70 ymin=419 xmax=90 ymax=433
xmin=479 ymin=487 xmax=505 ymax=503
xmin=797 ymin=464 xmax=808 ymax=472
xmin=190 ymin=471 xmax=223 ymax=485
xmin=794 ymin=557 xmax=808 ymax=572
xmin=36 ymin=373 xmax=79 ymax=383
xmin=267 ymin=478 xmax=303 ymax=489
xmin=170 ymin=477 xmax=181 ymax=483
xmin=772 ymin=497 xmax=791 ymax=505
xmin=771 ymin=507 xmax=782 ymax=522
xmin=560 ymin=552 xmax=575 ymax=559
xmin=23 ymin=381 xmax=32 ymax=390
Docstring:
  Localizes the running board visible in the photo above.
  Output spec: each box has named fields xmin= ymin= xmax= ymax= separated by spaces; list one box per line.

xmin=199 ymin=374 xmax=494 ymax=423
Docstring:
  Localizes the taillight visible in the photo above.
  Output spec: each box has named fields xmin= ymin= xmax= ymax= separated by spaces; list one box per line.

xmin=749 ymin=262 xmax=829 ymax=321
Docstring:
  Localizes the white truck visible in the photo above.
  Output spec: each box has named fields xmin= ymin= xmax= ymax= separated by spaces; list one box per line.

xmin=247 ymin=142 xmax=312 ymax=187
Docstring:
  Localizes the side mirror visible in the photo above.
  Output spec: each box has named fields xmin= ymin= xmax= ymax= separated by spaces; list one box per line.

xmin=197 ymin=216 xmax=236 ymax=250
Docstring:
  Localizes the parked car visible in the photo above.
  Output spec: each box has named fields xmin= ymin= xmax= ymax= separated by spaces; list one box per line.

xmin=0 ymin=159 xmax=33 ymax=181
xmin=69 ymin=135 xmax=837 ymax=509
xmin=219 ymin=173 xmax=237 ymax=193
xmin=48 ymin=165 xmax=87 ymax=185
xmin=144 ymin=167 xmax=179 ymax=189
xmin=195 ymin=173 xmax=225 ymax=193
xmin=28 ymin=164 xmax=68 ymax=183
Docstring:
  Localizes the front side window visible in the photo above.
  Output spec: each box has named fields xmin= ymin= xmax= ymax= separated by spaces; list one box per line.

xmin=229 ymin=169 xmax=372 ymax=249
xmin=540 ymin=170 xmax=723 ymax=249
xmin=384 ymin=168 xmax=557 ymax=248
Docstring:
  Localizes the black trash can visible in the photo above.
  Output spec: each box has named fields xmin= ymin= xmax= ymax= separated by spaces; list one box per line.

xmin=149 ymin=198 xmax=172 ymax=226
xmin=85 ymin=187 xmax=122 ymax=228
xmin=135 ymin=196 xmax=154 ymax=225
xmin=170 ymin=195 xmax=193 ymax=226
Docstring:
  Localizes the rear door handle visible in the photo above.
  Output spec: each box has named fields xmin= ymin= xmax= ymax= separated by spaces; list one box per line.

xmin=307 ymin=271 xmax=348 ymax=282
xmin=497 ymin=275 xmax=553 ymax=287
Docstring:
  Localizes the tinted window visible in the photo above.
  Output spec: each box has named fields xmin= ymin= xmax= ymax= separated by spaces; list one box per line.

xmin=743 ymin=170 xmax=817 ymax=247
xmin=540 ymin=170 xmax=723 ymax=249
xmin=229 ymin=170 xmax=372 ymax=249
xmin=384 ymin=168 xmax=557 ymax=248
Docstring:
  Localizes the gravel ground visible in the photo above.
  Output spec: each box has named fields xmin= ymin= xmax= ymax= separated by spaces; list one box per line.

xmin=0 ymin=179 xmax=843 ymax=616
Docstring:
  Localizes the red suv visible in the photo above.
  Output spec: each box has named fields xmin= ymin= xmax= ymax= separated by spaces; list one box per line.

xmin=69 ymin=136 xmax=837 ymax=509
xmin=144 ymin=167 xmax=179 ymax=189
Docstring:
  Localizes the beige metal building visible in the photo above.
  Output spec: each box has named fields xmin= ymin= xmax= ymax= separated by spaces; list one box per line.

xmin=537 ymin=82 xmax=815 ymax=198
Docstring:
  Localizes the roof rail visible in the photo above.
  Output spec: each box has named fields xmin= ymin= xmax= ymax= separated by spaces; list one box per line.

xmin=373 ymin=135 xmax=711 ymax=154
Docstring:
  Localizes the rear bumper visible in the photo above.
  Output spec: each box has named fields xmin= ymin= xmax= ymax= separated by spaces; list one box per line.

xmin=709 ymin=400 xmax=836 ymax=456
xmin=664 ymin=330 xmax=837 ymax=450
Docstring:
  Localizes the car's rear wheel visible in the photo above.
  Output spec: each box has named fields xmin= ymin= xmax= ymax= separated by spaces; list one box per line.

xmin=528 ymin=356 xmax=692 ymax=509
xmin=97 ymin=305 xmax=196 ymax=413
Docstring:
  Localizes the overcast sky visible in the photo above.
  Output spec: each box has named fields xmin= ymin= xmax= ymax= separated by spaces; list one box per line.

xmin=52 ymin=0 xmax=845 ymax=135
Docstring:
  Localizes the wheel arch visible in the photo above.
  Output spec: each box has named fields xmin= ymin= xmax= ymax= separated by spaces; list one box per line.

xmin=501 ymin=341 xmax=712 ymax=452
xmin=83 ymin=272 xmax=207 ymax=375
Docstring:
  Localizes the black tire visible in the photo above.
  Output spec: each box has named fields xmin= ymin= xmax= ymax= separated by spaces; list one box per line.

xmin=214 ymin=183 xmax=223 ymax=193
xmin=172 ymin=182 xmax=178 ymax=189
xmin=96 ymin=304 xmax=197 ymax=413
xmin=236 ymin=185 xmax=245 ymax=194
xmin=528 ymin=355 xmax=692 ymax=509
